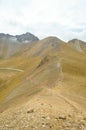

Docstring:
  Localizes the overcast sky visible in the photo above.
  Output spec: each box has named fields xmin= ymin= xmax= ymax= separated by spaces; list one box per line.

xmin=0 ymin=0 xmax=86 ymax=41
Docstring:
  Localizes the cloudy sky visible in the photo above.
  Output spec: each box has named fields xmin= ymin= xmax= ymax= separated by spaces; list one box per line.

xmin=0 ymin=0 xmax=86 ymax=41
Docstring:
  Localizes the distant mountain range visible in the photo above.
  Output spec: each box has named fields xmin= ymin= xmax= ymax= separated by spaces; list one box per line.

xmin=0 ymin=32 xmax=39 ymax=43
xmin=0 ymin=32 xmax=86 ymax=59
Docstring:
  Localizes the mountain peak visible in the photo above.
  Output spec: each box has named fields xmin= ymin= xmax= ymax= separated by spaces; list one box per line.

xmin=68 ymin=39 xmax=85 ymax=43
xmin=42 ymin=36 xmax=65 ymax=44
xmin=68 ymin=39 xmax=86 ymax=53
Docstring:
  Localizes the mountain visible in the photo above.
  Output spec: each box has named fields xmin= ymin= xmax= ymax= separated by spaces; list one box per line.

xmin=0 ymin=32 xmax=39 ymax=58
xmin=16 ymin=32 xmax=39 ymax=43
xmin=0 ymin=32 xmax=39 ymax=43
xmin=0 ymin=35 xmax=86 ymax=130
xmin=25 ymin=36 xmax=65 ymax=57
xmin=68 ymin=39 xmax=86 ymax=53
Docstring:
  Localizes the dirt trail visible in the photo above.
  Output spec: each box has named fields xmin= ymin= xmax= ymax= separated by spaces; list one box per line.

xmin=0 ymin=68 xmax=24 ymax=72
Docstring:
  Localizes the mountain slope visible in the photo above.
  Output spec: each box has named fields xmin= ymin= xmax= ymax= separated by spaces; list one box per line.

xmin=0 ymin=36 xmax=86 ymax=130
xmin=23 ymin=36 xmax=64 ymax=57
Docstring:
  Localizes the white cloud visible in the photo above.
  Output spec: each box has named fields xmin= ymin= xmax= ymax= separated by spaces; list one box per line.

xmin=0 ymin=0 xmax=86 ymax=41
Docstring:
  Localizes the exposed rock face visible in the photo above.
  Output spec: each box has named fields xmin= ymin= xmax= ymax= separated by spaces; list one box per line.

xmin=68 ymin=39 xmax=86 ymax=53
xmin=16 ymin=32 xmax=39 ymax=43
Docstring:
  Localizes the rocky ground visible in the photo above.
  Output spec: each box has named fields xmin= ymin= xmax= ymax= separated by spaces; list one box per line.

xmin=0 ymin=88 xmax=86 ymax=130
